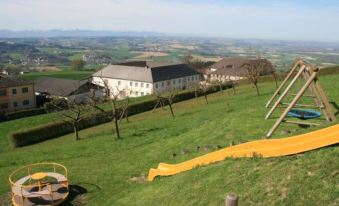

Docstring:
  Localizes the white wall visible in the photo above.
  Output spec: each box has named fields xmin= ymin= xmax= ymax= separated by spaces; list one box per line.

xmin=210 ymin=74 xmax=244 ymax=82
xmin=92 ymin=76 xmax=153 ymax=99
xmin=92 ymin=74 xmax=200 ymax=99
xmin=153 ymin=74 xmax=200 ymax=93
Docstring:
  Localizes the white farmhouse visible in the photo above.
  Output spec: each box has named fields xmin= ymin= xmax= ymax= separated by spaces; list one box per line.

xmin=92 ymin=61 xmax=200 ymax=99
xmin=209 ymin=57 xmax=273 ymax=82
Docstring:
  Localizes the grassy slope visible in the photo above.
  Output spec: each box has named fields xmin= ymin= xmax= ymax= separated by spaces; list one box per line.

xmin=21 ymin=70 xmax=94 ymax=81
xmin=0 ymin=74 xmax=338 ymax=205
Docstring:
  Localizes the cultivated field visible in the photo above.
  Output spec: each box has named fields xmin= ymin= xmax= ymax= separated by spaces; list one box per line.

xmin=132 ymin=51 xmax=169 ymax=59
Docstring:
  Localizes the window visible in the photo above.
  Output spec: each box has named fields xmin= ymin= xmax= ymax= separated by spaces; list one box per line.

xmin=135 ymin=82 xmax=138 ymax=87
xmin=135 ymin=91 xmax=139 ymax=96
xmin=12 ymin=89 xmax=17 ymax=95
xmin=141 ymin=92 xmax=144 ymax=96
xmin=0 ymin=103 xmax=8 ymax=109
xmin=141 ymin=83 xmax=144 ymax=87
xmin=161 ymin=82 xmax=164 ymax=87
xmin=146 ymin=84 xmax=149 ymax=88
xmin=23 ymin=100 xmax=29 ymax=105
xmin=22 ymin=87 xmax=28 ymax=93
xmin=178 ymin=79 xmax=181 ymax=83
xmin=130 ymin=81 xmax=133 ymax=86
xmin=13 ymin=102 xmax=18 ymax=107
xmin=173 ymin=80 xmax=176 ymax=84
xmin=118 ymin=81 xmax=121 ymax=85
xmin=0 ymin=90 xmax=6 ymax=96
xmin=155 ymin=83 xmax=158 ymax=88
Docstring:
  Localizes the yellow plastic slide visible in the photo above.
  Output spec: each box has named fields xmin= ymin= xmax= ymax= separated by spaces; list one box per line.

xmin=148 ymin=124 xmax=339 ymax=181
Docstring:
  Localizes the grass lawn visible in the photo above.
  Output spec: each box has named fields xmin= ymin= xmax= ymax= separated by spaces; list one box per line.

xmin=0 ymin=74 xmax=338 ymax=205
xmin=21 ymin=70 xmax=94 ymax=81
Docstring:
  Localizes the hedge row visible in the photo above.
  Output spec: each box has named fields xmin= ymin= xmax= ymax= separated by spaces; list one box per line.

xmin=0 ymin=108 xmax=47 ymax=122
xmin=10 ymin=83 xmax=233 ymax=147
xmin=11 ymin=112 xmax=111 ymax=147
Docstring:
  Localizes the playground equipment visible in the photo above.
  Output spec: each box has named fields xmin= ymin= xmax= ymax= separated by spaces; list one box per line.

xmin=9 ymin=163 xmax=69 ymax=206
xmin=265 ymin=58 xmax=336 ymax=137
xmin=147 ymin=124 xmax=339 ymax=181
xmin=288 ymin=109 xmax=321 ymax=119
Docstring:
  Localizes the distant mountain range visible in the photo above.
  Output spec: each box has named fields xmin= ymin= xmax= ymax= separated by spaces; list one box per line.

xmin=0 ymin=29 xmax=167 ymax=38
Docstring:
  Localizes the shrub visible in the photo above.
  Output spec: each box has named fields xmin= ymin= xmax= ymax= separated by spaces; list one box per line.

xmin=0 ymin=108 xmax=46 ymax=122
xmin=11 ymin=112 xmax=111 ymax=147
xmin=44 ymin=98 xmax=68 ymax=112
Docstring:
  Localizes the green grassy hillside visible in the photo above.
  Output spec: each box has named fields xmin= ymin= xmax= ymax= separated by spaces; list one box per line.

xmin=0 ymin=74 xmax=338 ymax=205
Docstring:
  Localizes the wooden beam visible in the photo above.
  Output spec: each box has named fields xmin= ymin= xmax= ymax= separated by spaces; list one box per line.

xmin=282 ymin=120 xmax=320 ymax=126
xmin=280 ymin=102 xmax=324 ymax=108
xmin=302 ymin=70 xmax=330 ymax=121
xmin=265 ymin=65 xmax=306 ymax=119
xmin=266 ymin=70 xmax=318 ymax=138
xmin=265 ymin=61 xmax=300 ymax=108
xmin=288 ymin=93 xmax=316 ymax=98
xmin=313 ymin=78 xmax=337 ymax=122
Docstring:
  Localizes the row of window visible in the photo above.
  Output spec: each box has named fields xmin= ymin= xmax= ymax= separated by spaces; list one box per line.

xmin=130 ymin=91 xmax=150 ymax=96
xmin=0 ymin=100 xmax=30 ymax=109
xmin=154 ymin=76 xmax=198 ymax=89
xmin=0 ymin=87 xmax=29 ymax=97
xmin=128 ymin=81 xmax=150 ymax=88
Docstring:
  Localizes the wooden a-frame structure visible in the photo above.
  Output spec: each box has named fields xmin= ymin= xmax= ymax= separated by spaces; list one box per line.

xmin=265 ymin=58 xmax=336 ymax=137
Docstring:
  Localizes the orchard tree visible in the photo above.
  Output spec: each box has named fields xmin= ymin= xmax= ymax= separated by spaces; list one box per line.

xmin=241 ymin=53 xmax=273 ymax=96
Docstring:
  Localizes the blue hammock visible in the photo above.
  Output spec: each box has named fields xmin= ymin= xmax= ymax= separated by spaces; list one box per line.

xmin=288 ymin=109 xmax=321 ymax=119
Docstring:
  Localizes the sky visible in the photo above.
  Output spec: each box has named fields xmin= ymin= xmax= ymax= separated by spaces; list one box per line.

xmin=0 ymin=0 xmax=339 ymax=42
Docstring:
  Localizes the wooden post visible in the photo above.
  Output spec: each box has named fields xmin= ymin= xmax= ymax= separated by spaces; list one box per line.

xmin=266 ymin=70 xmax=318 ymax=138
xmin=265 ymin=65 xmax=306 ymax=119
xmin=301 ymin=68 xmax=327 ymax=119
xmin=288 ymin=93 xmax=316 ymax=98
xmin=313 ymin=78 xmax=336 ymax=121
xmin=265 ymin=61 xmax=300 ymax=108
xmin=225 ymin=193 xmax=238 ymax=206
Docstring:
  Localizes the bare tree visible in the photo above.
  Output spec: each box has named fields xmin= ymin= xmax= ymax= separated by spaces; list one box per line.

xmin=119 ymin=96 xmax=130 ymax=123
xmin=90 ymin=76 xmax=128 ymax=140
xmin=166 ymin=92 xmax=176 ymax=117
xmin=46 ymin=98 xmax=91 ymax=141
xmin=152 ymin=90 xmax=177 ymax=117
xmin=241 ymin=53 xmax=273 ymax=96
xmin=152 ymin=93 xmax=166 ymax=112
xmin=211 ymin=79 xmax=223 ymax=93
xmin=199 ymin=83 xmax=210 ymax=104
xmin=230 ymin=80 xmax=236 ymax=95
xmin=270 ymin=65 xmax=278 ymax=88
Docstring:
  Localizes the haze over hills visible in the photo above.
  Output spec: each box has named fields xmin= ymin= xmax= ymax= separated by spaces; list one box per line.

xmin=0 ymin=29 xmax=167 ymax=38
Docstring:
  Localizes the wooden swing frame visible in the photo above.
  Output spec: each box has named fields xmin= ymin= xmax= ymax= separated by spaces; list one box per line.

xmin=265 ymin=58 xmax=336 ymax=138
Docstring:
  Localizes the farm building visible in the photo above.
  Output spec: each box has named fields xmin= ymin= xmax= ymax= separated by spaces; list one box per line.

xmin=0 ymin=75 xmax=36 ymax=112
xmin=34 ymin=77 xmax=103 ymax=103
xmin=208 ymin=57 xmax=273 ymax=82
xmin=92 ymin=61 xmax=200 ymax=99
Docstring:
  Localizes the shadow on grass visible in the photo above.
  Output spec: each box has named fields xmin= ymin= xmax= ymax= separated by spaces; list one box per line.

xmin=131 ymin=127 xmax=162 ymax=137
xmin=61 ymin=183 xmax=101 ymax=206
xmin=0 ymin=192 xmax=11 ymax=206
xmin=329 ymin=101 xmax=339 ymax=116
